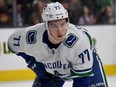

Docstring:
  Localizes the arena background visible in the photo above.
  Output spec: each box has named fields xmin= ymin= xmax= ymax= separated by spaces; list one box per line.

xmin=0 ymin=0 xmax=116 ymax=86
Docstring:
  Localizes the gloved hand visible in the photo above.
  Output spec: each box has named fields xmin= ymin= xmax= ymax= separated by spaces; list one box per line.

xmin=17 ymin=52 xmax=47 ymax=79
xmin=17 ymin=52 xmax=64 ymax=87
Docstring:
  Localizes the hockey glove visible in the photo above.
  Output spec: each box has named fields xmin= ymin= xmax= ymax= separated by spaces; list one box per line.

xmin=17 ymin=52 xmax=47 ymax=79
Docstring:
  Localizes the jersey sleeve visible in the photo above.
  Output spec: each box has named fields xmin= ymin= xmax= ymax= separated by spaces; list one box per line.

xmin=70 ymin=34 xmax=93 ymax=78
xmin=8 ymin=29 xmax=26 ymax=54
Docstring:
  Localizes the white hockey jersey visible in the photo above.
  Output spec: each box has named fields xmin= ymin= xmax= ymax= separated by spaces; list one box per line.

xmin=8 ymin=23 xmax=94 ymax=80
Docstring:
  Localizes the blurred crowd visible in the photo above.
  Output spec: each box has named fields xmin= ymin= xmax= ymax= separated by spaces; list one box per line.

xmin=0 ymin=0 xmax=115 ymax=27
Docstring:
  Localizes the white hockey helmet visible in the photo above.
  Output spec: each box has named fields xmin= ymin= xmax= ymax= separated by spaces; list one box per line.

xmin=42 ymin=2 xmax=69 ymax=43
xmin=42 ymin=2 xmax=68 ymax=22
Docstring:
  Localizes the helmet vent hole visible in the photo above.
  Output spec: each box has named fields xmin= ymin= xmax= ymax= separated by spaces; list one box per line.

xmin=62 ymin=16 xmax=63 ymax=18
xmin=57 ymin=17 xmax=59 ymax=19
xmin=45 ymin=5 xmax=47 ymax=7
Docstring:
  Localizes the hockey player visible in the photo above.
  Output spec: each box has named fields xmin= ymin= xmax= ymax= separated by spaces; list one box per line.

xmin=8 ymin=2 xmax=108 ymax=87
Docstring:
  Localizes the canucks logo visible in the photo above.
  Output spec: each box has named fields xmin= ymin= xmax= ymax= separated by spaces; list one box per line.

xmin=63 ymin=33 xmax=78 ymax=48
xmin=26 ymin=30 xmax=37 ymax=44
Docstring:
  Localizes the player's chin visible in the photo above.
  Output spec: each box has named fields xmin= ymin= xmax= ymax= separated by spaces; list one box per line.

xmin=57 ymin=36 xmax=65 ymax=41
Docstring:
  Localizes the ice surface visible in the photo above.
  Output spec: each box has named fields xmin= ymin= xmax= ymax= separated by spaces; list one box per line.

xmin=0 ymin=76 xmax=115 ymax=87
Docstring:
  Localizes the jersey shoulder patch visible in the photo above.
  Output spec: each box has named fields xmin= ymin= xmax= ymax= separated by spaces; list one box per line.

xmin=63 ymin=33 xmax=78 ymax=48
xmin=26 ymin=30 xmax=37 ymax=44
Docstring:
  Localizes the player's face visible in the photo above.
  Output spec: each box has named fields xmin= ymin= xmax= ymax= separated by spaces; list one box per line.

xmin=48 ymin=19 xmax=67 ymax=42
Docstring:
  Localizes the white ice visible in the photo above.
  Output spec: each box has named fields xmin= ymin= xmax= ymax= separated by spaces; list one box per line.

xmin=0 ymin=76 xmax=115 ymax=87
